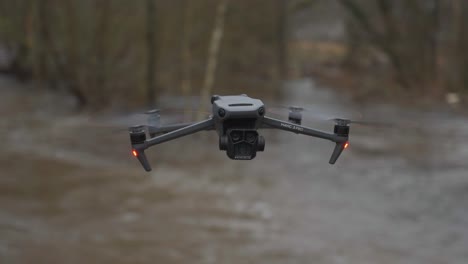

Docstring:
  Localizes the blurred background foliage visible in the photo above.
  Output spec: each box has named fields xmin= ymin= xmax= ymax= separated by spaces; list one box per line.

xmin=337 ymin=0 xmax=468 ymax=103
xmin=0 ymin=0 xmax=467 ymax=110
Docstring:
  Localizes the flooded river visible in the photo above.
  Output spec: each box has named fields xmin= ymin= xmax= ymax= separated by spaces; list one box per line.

xmin=1 ymin=77 xmax=468 ymax=264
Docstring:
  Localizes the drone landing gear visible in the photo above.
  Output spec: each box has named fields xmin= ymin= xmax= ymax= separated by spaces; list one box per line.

xmin=130 ymin=118 xmax=216 ymax=171
xmin=129 ymin=126 xmax=152 ymax=172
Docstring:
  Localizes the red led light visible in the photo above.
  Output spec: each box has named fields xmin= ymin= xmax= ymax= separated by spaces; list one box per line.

xmin=344 ymin=142 xmax=349 ymax=149
xmin=132 ymin=150 xmax=138 ymax=157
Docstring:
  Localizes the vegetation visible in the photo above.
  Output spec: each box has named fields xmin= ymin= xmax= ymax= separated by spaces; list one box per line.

xmin=0 ymin=0 xmax=467 ymax=109
xmin=0 ymin=0 xmax=289 ymax=109
xmin=337 ymin=0 xmax=468 ymax=102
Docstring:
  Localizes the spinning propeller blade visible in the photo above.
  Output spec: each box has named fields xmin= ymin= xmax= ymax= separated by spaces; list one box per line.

xmin=329 ymin=118 xmax=393 ymax=127
xmin=266 ymin=104 xmax=360 ymax=122
xmin=95 ymin=108 xmax=211 ymax=134
xmin=268 ymin=104 xmax=399 ymax=128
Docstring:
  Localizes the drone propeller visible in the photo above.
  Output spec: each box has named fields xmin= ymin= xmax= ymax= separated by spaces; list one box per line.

xmin=267 ymin=104 xmax=406 ymax=128
xmin=329 ymin=118 xmax=394 ymax=127
xmin=266 ymin=104 xmax=363 ymax=126
xmin=268 ymin=104 xmax=357 ymax=118
xmin=287 ymin=106 xmax=304 ymax=112
xmin=95 ymin=108 xmax=212 ymax=133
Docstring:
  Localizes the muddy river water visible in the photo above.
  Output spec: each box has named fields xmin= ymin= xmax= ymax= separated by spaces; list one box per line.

xmin=1 ymin=77 xmax=468 ymax=264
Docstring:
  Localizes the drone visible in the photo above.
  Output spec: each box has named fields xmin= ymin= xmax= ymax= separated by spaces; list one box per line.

xmin=129 ymin=94 xmax=360 ymax=172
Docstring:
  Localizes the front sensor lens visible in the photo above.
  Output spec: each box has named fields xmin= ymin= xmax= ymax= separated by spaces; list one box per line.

xmin=218 ymin=108 xmax=226 ymax=117
xmin=258 ymin=107 xmax=265 ymax=116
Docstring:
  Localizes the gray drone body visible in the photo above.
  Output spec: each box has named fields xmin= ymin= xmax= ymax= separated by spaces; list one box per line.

xmin=211 ymin=95 xmax=266 ymax=160
xmin=129 ymin=94 xmax=350 ymax=172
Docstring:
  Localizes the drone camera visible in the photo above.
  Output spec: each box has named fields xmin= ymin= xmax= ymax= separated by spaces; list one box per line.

xmin=220 ymin=129 xmax=265 ymax=160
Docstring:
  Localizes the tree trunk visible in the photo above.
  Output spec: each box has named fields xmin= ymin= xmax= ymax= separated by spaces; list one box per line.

xmin=338 ymin=0 xmax=410 ymax=89
xmin=277 ymin=0 xmax=287 ymax=79
xmin=199 ymin=0 xmax=229 ymax=118
xmin=460 ymin=1 xmax=468 ymax=91
xmin=276 ymin=0 xmax=287 ymax=99
xmin=146 ymin=0 xmax=157 ymax=108
xmin=94 ymin=0 xmax=111 ymax=106
xmin=181 ymin=0 xmax=193 ymax=120
xmin=64 ymin=0 xmax=87 ymax=108
xmin=36 ymin=0 xmax=48 ymax=88
xmin=450 ymin=0 xmax=461 ymax=91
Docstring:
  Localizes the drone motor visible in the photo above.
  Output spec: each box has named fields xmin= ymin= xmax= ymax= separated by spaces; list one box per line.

xmin=288 ymin=106 xmax=303 ymax=125
xmin=129 ymin=125 xmax=152 ymax=171
xmin=329 ymin=120 xmax=350 ymax=164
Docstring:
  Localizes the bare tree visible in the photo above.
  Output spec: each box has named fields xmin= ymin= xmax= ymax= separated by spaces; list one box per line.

xmin=0 ymin=0 xmax=321 ymax=109
xmin=94 ymin=0 xmax=111 ymax=106
xmin=338 ymin=0 xmax=441 ymax=92
xmin=35 ymin=0 xmax=48 ymax=88
xmin=277 ymin=0 xmax=288 ymax=81
xmin=199 ymin=0 xmax=229 ymax=117
xmin=146 ymin=0 xmax=157 ymax=108
xmin=338 ymin=0 xmax=407 ymax=88
xmin=451 ymin=0 xmax=468 ymax=91
xmin=275 ymin=0 xmax=288 ymax=99
xmin=63 ymin=0 xmax=87 ymax=107
xmin=181 ymin=0 xmax=193 ymax=120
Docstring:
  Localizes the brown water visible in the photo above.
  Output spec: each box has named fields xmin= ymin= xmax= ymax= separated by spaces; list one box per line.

xmin=1 ymin=77 xmax=468 ymax=264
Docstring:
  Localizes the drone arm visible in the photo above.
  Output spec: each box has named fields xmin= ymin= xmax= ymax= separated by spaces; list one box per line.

xmin=261 ymin=116 xmax=348 ymax=164
xmin=131 ymin=118 xmax=215 ymax=172
xmin=148 ymin=122 xmax=195 ymax=136
xmin=145 ymin=118 xmax=215 ymax=148
xmin=261 ymin=116 xmax=346 ymax=142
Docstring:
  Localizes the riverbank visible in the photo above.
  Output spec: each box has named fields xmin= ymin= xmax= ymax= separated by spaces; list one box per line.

xmin=2 ymin=75 xmax=468 ymax=263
